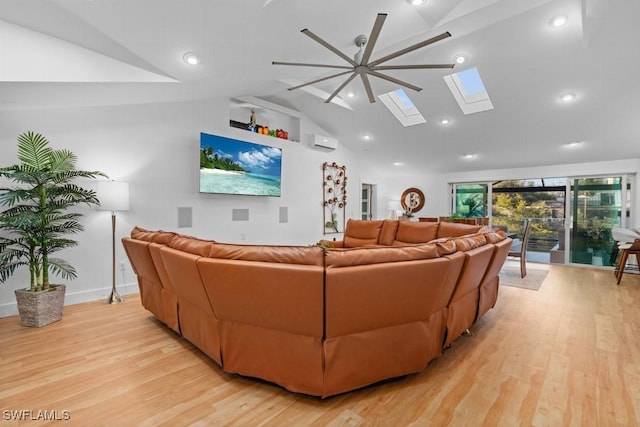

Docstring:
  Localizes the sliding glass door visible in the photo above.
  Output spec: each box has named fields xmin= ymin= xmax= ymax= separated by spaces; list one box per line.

xmin=451 ymin=174 xmax=634 ymax=266
xmin=569 ymin=176 xmax=628 ymax=266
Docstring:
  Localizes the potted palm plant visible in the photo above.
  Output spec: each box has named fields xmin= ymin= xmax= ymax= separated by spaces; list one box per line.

xmin=0 ymin=131 xmax=105 ymax=327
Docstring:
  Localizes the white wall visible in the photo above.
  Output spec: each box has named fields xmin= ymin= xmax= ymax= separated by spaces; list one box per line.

xmin=364 ymin=173 xmax=448 ymax=220
xmin=0 ymin=98 xmax=361 ymax=316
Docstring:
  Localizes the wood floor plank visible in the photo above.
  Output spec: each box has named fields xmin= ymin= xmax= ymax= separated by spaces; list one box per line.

xmin=1 ymin=262 xmax=639 ymax=426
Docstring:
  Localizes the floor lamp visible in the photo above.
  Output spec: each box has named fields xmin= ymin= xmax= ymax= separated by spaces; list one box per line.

xmin=97 ymin=181 xmax=130 ymax=304
xmin=388 ymin=200 xmax=401 ymax=219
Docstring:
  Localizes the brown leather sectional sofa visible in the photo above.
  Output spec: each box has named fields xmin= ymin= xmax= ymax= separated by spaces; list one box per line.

xmin=122 ymin=219 xmax=511 ymax=398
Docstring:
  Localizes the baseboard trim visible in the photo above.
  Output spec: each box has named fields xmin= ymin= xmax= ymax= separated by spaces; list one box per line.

xmin=0 ymin=282 xmax=139 ymax=318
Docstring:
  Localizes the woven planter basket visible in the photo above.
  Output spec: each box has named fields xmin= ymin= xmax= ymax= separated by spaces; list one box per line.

xmin=15 ymin=284 xmax=66 ymax=327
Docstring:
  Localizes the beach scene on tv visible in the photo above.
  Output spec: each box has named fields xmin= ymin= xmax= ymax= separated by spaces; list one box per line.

xmin=200 ymin=133 xmax=282 ymax=196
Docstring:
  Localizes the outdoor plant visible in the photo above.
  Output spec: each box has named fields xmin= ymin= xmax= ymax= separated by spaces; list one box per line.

xmin=0 ymin=131 xmax=105 ymax=291
xmin=459 ymin=195 xmax=484 ymax=218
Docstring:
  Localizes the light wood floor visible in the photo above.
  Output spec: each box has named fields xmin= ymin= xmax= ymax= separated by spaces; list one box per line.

xmin=1 ymin=264 xmax=639 ymax=426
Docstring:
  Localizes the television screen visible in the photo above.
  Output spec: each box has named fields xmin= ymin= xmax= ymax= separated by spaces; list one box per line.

xmin=199 ymin=132 xmax=282 ymax=196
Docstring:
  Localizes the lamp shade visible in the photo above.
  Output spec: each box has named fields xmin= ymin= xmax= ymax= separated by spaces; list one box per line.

xmin=96 ymin=181 xmax=130 ymax=212
xmin=387 ymin=200 xmax=402 ymax=211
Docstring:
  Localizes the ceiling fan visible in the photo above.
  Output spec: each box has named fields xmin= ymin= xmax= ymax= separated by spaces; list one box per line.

xmin=272 ymin=13 xmax=454 ymax=104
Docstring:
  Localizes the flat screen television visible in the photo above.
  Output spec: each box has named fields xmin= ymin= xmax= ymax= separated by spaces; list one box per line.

xmin=199 ymin=132 xmax=282 ymax=196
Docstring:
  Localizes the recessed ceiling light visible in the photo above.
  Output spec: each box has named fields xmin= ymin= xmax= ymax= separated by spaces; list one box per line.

xmin=463 ymin=153 xmax=476 ymax=159
xmin=346 ymin=91 xmax=355 ymax=98
xmin=183 ymin=52 xmax=199 ymax=65
xmin=566 ymin=141 xmax=583 ymax=148
xmin=393 ymin=162 xmax=404 ymax=166
xmin=408 ymin=0 xmax=426 ymax=5
xmin=560 ymin=92 xmax=576 ymax=102
xmin=453 ymin=54 xmax=467 ymax=65
xmin=362 ymin=134 xmax=371 ymax=140
xmin=550 ymin=15 xmax=567 ymax=27
xmin=440 ymin=118 xmax=450 ymax=125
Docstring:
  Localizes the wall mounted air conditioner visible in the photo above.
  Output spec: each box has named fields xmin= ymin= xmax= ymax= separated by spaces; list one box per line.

xmin=312 ymin=134 xmax=338 ymax=151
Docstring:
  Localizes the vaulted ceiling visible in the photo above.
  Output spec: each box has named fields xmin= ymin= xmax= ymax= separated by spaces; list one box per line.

xmin=1 ymin=0 xmax=638 ymax=176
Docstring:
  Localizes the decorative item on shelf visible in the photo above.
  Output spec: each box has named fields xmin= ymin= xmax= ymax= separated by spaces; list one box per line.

xmin=96 ymin=180 xmax=130 ymax=304
xmin=400 ymin=187 xmax=425 ymax=220
xmin=247 ymin=108 xmax=257 ymax=132
xmin=0 ymin=131 xmax=105 ymax=327
xmin=323 ymin=162 xmax=347 ymax=234
xmin=234 ymin=120 xmax=290 ymax=140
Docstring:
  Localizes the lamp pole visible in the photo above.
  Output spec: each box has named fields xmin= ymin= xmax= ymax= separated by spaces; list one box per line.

xmin=96 ymin=180 xmax=130 ymax=304
xmin=107 ymin=210 xmax=122 ymax=303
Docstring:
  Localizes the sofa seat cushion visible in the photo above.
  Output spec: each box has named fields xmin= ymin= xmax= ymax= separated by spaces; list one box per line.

xmin=343 ymin=219 xmax=384 ymax=248
xmin=392 ymin=221 xmax=439 ymax=245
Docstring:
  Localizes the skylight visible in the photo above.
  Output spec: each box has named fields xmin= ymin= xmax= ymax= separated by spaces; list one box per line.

xmin=443 ymin=67 xmax=493 ymax=114
xmin=378 ymin=89 xmax=426 ymax=127
xmin=457 ymin=68 xmax=486 ymax=95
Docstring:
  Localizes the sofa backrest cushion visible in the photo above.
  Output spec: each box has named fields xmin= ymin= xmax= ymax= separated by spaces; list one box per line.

xmin=432 ymin=238 xmax=457 ymax=256
xmin=131 ymin=226 xmax=176 ymax=245
xmin=437 ymin=222 xmax=482 ymax=238
xmin=482 ymin=230 xmax=506 ymax=243
xmin=451 ymin=233 xmax=488 ymax=252
xmin=130 ymin=226 xmax=155 ymax=242
xmin=325 ymin=244 xmax=439 ymax=268
xmin=393 ymin=221 xmax=439 ymax=245
xmin=430 ymin=231 xmax=490 ymax=255
xmin=209 ymin=243 xmax=324 ymax=266
xmin=343 ymin=219 xmax=384 ymax=248
xmin=169 ymin=235 xmax=215 ymax=256
xmin=377 ymin=220 xmax=399 ymax=246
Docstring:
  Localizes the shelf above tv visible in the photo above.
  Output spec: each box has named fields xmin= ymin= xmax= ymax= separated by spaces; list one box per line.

xmin=229 ymin=97 xmax=301 ymax=142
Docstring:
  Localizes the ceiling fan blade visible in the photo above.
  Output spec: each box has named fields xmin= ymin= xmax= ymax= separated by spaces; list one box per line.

xmin=367 ymin=70 xmax=422 ymax=92
xmin=272 ymin=61 xmax=353 ymax=70
xmin=359 ymin=13 xmax=387 ymax=65
xmin=302 ymin=29 xmax=359 ymax=67
xmin=287 ymin=70 xmax=352 ymax=91
xmin=371 ymin=63 xmax=455 ymax=71
xmin=359 ymin=72 xmax=376 ymax=103
xmin=325 ymin=73 xmax=358 ymax=104
xmin=368 ymin=32 xmax=452 ymax=68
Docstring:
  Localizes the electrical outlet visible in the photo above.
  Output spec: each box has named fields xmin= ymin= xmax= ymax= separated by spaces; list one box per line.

xmin=119 ymin=261 xmax=126 ymax=271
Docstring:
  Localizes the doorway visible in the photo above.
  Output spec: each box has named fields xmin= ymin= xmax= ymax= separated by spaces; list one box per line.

xmin=361 ymin=184 xmax=374 ymax=220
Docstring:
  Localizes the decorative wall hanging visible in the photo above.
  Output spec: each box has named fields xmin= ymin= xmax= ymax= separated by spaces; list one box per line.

xmin=400 ymin=187 xmax=425 ymax=218
xmin=323 ymin=162 xmax=347 ymax=234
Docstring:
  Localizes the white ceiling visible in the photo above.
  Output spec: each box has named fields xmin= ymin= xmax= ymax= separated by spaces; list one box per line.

xmin=1 ymin=0 xmax=638 ymax=176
